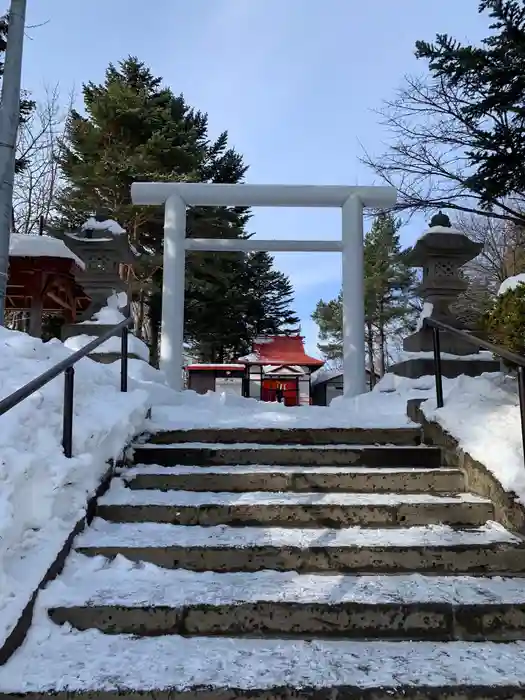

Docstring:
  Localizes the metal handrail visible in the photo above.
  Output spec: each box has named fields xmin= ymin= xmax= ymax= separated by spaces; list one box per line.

xmin=423 ymin=317 xmax=525 ymax=465
xmin=0 ymin=316 xmax=133 ymax=457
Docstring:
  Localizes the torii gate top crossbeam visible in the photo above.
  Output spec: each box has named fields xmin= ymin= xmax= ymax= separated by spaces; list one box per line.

xmin=131 ymin=182 xmax=396 ymax=208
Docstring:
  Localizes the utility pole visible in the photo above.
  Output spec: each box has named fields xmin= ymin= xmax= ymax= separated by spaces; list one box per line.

xmin=0 ymin=0 xmax=27 ymax=325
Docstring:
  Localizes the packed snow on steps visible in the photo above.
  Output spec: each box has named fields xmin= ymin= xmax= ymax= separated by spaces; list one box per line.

xmin=77 ymin=518 xmax=519 ymax=550
xmin=99 ymin=478 xmax=490 ymax=507
xmin=39 ymin=550 xmax=525 ymax=609
xmin=4 ymin=597 xmax=525 ymax=693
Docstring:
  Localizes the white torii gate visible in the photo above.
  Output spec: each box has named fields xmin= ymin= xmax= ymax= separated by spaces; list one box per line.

xmin=130 ymin=183 xmax=396 ymax=397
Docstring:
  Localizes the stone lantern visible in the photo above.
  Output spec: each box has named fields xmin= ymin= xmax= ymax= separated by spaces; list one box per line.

xmin=403 ymin=211 xmax=483 ymax=355
xmin=389 ymin=211 xmax=500 ymax=379
xmin=52 ymin=214 xmax=135 ymax=322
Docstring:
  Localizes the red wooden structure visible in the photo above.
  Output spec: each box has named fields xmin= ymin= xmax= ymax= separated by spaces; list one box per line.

xmin=241 ymin=335 xmax=324 ymax=406
xmin=6 ymin=235 xmax=90 ymax=336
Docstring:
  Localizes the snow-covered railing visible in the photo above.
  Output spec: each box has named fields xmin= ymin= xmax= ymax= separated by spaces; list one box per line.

xmin=0 ymin=316 xmax=134 ymax=458
xmin=424 ymin=317 xmax=525 ymax=466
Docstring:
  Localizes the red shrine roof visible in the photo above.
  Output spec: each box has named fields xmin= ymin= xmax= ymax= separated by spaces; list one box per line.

xmin=239 ymin=335 xmax=324 ymax=368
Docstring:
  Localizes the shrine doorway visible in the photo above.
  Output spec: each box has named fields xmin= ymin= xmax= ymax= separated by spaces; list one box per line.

xmin=261 ymin=378 xmax=299 ymax=407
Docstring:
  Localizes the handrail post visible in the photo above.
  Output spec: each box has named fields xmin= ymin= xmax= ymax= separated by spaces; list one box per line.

xmin=62 ymin=366 xmax=75 ymax=458
xmin=517 ymin=367 xmax=525 ymax=470
xmin=120 ymin=325 xmax=128 ymax=393
xmin=431 ymin=325 xmax=444 ymax=409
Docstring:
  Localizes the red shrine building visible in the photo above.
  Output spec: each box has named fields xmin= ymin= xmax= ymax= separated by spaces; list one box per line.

xmin=185 ymin=335 xmax=324 ymax=406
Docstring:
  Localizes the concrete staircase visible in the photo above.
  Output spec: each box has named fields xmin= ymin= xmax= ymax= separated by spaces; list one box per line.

xmin=3 ymin=427 xmax=525 ymax=698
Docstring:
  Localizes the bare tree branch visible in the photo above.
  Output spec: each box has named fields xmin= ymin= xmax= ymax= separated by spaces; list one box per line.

xmin=361 ymin=74 xmax=525 ymax=226
xmin=447 ymin=212 xmax=525 ymax=327
xmin=13 ymin=85 xmax=74 ymax=234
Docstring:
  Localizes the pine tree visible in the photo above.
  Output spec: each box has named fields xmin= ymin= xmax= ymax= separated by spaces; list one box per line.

xmin=244 ymin=252 xmax=300 ymax=337
xmin=415 ymin=0 xmax=525 ymax=203
xmin=53 ymin=57 xmax=297 ymax=361
xmin=311 ymin=291 xmax=343 ymax=362
xmin=312 ymin=215 xmax=417 ymax=376
xmin=364 ymin=214 xmax=417 ymax=374
xmin=188 ymin=252 xmax=300 ymax=362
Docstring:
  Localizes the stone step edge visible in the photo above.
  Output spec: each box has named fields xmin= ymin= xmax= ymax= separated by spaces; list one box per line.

xmin=146 ymin=427 xmax=424 ymax=446
xmin=76 ymin=519 xmax=523 ymax=549
xmin=124 ymin=465 xmax=461 ymax=475
xmin=133 ymin=442 xmax=438 ymax=450
xmin=46 ymin=599 xmax=525 ymax=641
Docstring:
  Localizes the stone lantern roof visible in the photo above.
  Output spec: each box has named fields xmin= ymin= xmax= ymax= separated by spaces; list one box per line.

xmin=410 ymin=211 xmax=483 ymax=268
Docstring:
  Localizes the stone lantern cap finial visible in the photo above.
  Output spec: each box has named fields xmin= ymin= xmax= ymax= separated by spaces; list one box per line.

xmin=429 ymin=211 xmax=451 ymax=228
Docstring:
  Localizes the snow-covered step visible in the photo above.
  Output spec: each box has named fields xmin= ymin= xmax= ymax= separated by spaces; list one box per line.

xmin=132 ymin=442 xmax=442 ymax=468
xmin=97 ymin=481 xmax=492 ymax=527
xmin=147 ymin=426 xmax=423 ymax=446
xmin=4 ymin=615 xmax=525 ymax=698
xmin=123 ymin=464 xmax=465 ymax=494
xmin=75 ymin=520 xmax=525 ymax=574
xmin=45 ymin=553 xmax=525 ymax=640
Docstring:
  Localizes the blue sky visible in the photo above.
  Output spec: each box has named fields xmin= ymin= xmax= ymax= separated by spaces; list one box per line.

xmin=22 ymin=0 xmax=488 ymax=356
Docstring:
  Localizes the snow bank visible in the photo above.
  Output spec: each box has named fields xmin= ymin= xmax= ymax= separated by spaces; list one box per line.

xmin=422 ymin=372 xmax=525 ymax=504
xmin=0 ymin=326 xmax=151 ymax=648
xmin=498 ymin=273 xmax=525 ymax=295
xmin=64 ymin=333 xmax=150 ymax=361
xmin=148 ymin=375 xmax=422 ymax=431
xmin=79 ymin=292 xmax=127 ymax=326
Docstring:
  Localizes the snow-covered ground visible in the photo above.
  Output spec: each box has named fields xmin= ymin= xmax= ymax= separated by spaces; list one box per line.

xmin=0 ymin=326 xmax=162 ymax=648
xmin=65 ymin=333 xmax=150 ymax=361
xmin=148 ymin=378 xmax=423 ymax=431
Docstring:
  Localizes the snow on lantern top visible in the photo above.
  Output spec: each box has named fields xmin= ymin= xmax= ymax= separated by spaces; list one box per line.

xmin=412 ymin=210 xmax=482 ymax=267
xmin=76 ymin=215 xmax=126 ymax=239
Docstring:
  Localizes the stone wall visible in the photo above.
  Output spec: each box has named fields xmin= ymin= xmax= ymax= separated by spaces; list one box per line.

xmin=407 ymin=398 xmax=525 ymax=533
